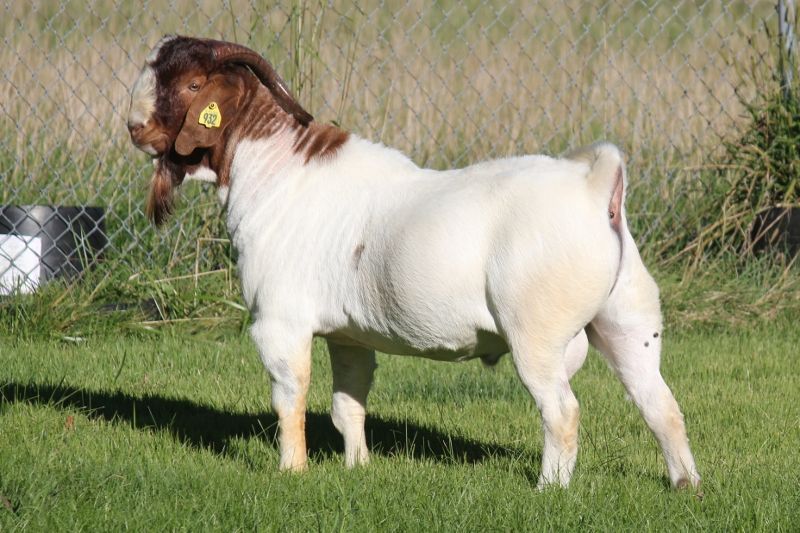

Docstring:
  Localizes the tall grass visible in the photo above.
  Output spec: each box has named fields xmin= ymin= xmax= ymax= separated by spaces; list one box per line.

xmin=1 ymin=1 xmax=776 ymax=186
xmin=1 ymin=1 xmax=796 ymax=336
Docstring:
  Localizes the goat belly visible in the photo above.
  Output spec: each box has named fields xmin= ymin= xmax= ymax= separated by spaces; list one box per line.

xmin=322 ymin=326 xmax=509 ymax=361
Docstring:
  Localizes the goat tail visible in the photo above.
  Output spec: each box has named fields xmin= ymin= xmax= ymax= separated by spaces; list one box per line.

xmin=566 ymin=142 xmax=626 ymax=228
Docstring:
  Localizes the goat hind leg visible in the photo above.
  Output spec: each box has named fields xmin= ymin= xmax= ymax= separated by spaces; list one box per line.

xmin=328 ymin=342 xmax=376 ymax=467
xmin=511 ymin=336 xmax=580 ymax=488
xmin=588 ymin=314 xmax=700 ymax=488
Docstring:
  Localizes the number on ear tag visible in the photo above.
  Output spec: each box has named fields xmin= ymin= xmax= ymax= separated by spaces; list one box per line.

xmin=198 ymin=102 xmax=222 ymax=128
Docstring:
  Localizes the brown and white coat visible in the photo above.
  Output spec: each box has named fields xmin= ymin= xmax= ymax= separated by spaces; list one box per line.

xmin=127 ymin=35 xmax=700 ymax=490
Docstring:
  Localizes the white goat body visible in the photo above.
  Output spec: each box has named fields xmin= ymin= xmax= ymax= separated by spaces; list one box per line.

xmin=127 ymin=36 xmax=700 ymax=490
xmin=227 ymin=136 xmax=613 ymax=362
xmin=221 ymin=131 xmax=698 ymax=488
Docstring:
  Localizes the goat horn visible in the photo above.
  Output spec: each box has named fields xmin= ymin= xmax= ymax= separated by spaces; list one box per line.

xmin=208 ymin=40 xmax=314 ymax=127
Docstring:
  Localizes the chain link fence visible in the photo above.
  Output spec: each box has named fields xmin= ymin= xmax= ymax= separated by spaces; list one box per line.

xmin=0 ymin=1 xmax=783 ymax=292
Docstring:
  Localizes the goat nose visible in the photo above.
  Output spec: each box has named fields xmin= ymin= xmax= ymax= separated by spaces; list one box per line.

xmin=127 ymin=122 xmax=144 ymax=137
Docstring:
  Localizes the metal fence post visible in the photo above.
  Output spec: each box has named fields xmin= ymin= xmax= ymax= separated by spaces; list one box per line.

xmin=778 ymin=0 xmax=797 ymax=99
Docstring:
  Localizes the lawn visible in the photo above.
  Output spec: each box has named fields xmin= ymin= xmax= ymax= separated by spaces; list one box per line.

xmin=2 ymin=1 xmax=798 ymax=530
xmin=1 ymin=321 xmax=798 ymax=531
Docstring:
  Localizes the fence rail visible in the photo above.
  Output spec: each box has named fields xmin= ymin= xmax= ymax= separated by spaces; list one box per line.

xmin=0 ymin=1 xmax=785 ymax=292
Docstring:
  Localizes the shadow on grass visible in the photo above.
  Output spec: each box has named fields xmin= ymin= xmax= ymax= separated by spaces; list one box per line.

xmin=0 ymin=381 xmax=526 ymax=467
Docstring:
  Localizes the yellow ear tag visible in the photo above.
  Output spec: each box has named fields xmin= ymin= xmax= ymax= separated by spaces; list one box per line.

xmin=198 ymin=102 xmax=222 ymax=128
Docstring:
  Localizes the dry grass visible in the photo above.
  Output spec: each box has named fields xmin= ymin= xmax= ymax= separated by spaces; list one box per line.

xmin=2 ymin=1 xmax=796 ymax=331
xmin=1 ymin=1 xmax=776 ymax=164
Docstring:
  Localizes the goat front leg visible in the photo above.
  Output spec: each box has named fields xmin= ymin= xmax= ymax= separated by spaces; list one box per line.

xmin=251 ymin=320 xmax=312 ymax=471
xmin=328 ymin=342 xmax=376 ymax=467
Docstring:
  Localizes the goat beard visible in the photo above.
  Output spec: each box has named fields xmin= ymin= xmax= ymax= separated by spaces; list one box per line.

xmin=146 ymin=153 xmax=186 ymax=226
xmin=146 ymin=149 xmax=210 ymax=225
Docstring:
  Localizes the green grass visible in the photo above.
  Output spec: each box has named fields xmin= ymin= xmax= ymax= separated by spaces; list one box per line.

xmin=2 ymin=322 xmax=799 ymax=530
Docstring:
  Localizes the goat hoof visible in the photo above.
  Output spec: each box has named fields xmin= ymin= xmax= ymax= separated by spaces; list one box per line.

xmin=674 ymin=475 xmax=702 ymax=493
xmin=279 ymin=461 xmax=308 ymax=473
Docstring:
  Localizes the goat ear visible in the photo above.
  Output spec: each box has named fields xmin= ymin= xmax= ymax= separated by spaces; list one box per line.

xmin=175 ymin=74 xmax=243 ymax=156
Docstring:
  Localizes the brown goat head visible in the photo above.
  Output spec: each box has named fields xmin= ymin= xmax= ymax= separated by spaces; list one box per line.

xmin=127 ymin=35 xmax=313 ymax=224
xmin=174 ymin=70 xmax=244 ymax=156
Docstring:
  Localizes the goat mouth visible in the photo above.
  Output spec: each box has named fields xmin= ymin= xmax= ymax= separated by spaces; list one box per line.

xmin=130 ymin=130 xmax=171 ymax=157
xmin=137 ymin=144 xmax=160 ymax=157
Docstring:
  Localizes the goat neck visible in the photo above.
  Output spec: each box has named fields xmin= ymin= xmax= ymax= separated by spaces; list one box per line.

xmin=221 ymin=84 xmax=349 ymax=240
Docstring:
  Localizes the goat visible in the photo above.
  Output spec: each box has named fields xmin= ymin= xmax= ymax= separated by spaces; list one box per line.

xmin=127 ymin=35 xmax=700 ymax=489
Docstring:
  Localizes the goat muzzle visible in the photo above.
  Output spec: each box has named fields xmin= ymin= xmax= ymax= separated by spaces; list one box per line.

xmin=129 ymin=121 xmax=171 ymax=157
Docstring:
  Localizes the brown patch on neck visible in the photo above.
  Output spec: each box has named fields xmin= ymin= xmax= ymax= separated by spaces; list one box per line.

xmin=238 ymin=86 xmax=296 ymax=140
xmin=175 ymin=130 xmax=236 ymax=190
xmin=208 ymin=141 xmax=235 ymax=188
xmin=293 ymin=122 xmax=349 ymax=163
xmin=199 ymin=78 xmax=349 ymax=187
xmin=206 ymin=81 xmax=288 ymax=187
